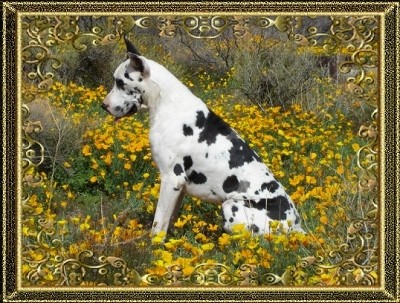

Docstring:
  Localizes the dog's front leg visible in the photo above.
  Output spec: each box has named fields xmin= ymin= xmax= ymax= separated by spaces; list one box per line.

xmin=151 ymin=177 xmax=184 ymax=235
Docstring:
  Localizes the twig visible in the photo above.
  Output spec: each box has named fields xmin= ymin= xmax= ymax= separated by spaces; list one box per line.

xmin=110 ymin=231 xmax=150 ymax=247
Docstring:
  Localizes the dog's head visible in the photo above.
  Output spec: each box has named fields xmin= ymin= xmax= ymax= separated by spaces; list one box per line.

xmin=101 ymin=36 xmax=154 ymax=122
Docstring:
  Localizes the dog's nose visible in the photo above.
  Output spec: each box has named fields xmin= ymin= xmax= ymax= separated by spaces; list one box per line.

xmin=101 ymin=103 xmax=110 ymax=112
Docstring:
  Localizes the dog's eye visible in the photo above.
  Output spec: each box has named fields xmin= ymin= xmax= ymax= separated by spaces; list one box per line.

xmin=115 ymin=78 xmax=125 ymax=90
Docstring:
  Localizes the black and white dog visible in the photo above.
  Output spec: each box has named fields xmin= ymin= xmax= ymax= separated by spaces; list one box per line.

xmin=101 ymin=36 xmax=305 ymax=235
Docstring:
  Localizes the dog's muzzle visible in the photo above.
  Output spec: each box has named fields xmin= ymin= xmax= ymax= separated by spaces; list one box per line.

xmin=101 ymin=102 xmax=138 ymax=122
xmin=127 ymin=104 xmax=138 ymax=115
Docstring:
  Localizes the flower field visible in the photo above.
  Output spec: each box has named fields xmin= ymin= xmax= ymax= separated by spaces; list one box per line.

xmin=22 ymin=64 xmax=371 ymax=286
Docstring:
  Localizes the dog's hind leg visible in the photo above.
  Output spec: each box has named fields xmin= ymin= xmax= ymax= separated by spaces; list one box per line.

xmin=151 ymin=177 xmax=185 ymax=235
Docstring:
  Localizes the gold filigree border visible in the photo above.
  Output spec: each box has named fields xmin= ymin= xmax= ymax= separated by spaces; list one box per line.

xmin=2 ymin=1 xmax=399 ymax=302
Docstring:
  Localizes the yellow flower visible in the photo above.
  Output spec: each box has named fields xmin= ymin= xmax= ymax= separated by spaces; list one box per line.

xmin=306 ymin=176 xmax=317 ymax=184
xmin=182 ymin=266 xmax=195 ymax=276
xmin=320 ymin=215 xmax=329 ymax=225
xmin=201 ymin=243 xmax=215 ymax=252
xmin=90 ymin=176 xmax=98 ymax=183
xmin=22 ymin=264 xmax=31 ymax=274
xmin=218 ymin=233 xmax=231 ymax=247
xmin=79 ymin=215 xmax=91 ymax=231
xmin=195 ymin=232 xmax=208 ymax=243
xmin=57 ymin=219 xmax=68 ymax=227
xmin=104 ymin=153 xmax=112 ymax=166
xmin=247 ymin=238 xmax=259 ymax=250
xmin=124 ymin=162 xmax=132 ymax=170
xmin=146 ymin=202 xmax=154 ymax=214
xmin=231 ymin=223 xmax=246 ymax=234
xmin=152 ymin=231 xmax=166 ymax=244
xmin=147 ymin=264 xmax=167 ymax=276
xmin=352 ymin=143 xmax=360 ymax=151
xmin=22 ymin=226 xmax=31 ymax=237
xmin=174 ymin=218 xmax=186 ymax=228
xmin=82 ymin=144 xmax=92 ymax=156
xmin=207 ymin=224 xmax=218 ymax=232
xmin=34 ymin=205 xmax=44 ymax=215
xmin=161 ymin=251 xmax=173 ymax=264
xmin=289 ymin=175 xmax=304 ymax=186
xmin=132 ymin=182 xmax=143 ymax=191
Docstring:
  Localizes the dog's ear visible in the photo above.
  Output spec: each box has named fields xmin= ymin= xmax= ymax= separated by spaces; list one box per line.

xmin=127 ymin=53 xmax=150 ymax=77
xmin=124 ymin=35 xmax=140 ymax=55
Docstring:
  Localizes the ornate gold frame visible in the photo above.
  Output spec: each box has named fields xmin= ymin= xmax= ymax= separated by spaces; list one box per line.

xmin=3 ymin=1 xmax=399 ymax=302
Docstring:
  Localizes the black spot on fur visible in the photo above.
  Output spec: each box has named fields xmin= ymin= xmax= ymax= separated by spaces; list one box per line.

xmin=183 ymin=156 xmax=193 ymax=171
xmin=237 ymin=180 xmax=250 ymax=192
xmin=116 ymin=78 xmax=125 ymax=90
xmin=124 ymin=71 xmax=133 ymax=81
xmin=195 ymin=111 xmax=206 ymax=128
xmin=198 ymin=110 xmax=232 ymax=145
xmin=255 ymin=190 xmax=259 ymax=195
xmin=223 ymin=175 xmax=239 ymax=193
xmin=261 ymin=181 xmax=280 ymax=193
xmin=188 ymin=171 xmax=207 ymax=184
xmin=138 ymin=77 xmax=143 ymax=82
xmin=295 ymin=215 xmax=300 ymax=225
xmin=229 ymin=217 xmax=234 ymax=223
xmin=128 ymin=87 xmax=141 ymax=95
xmin=211 ymin=190 xmax=217 ymax=195
xmin=231 ymin=205 xmax=238 ymax=216
xmin=228 ymin=138 xmax=261 ymax=169
xmin=173 ymin=164 xmax=184 ymax=176
xmin=183 ymin=124 xmax=193 ymax=136
xmin=205 ymin=153 xmax=208 ymax=158
xmin=249 ymin=224 xmax=260 ymax=234
xmin=115 ymin=106 xmax=123 ymax=112
xmin=266 ymin=196 xmax=291 ymax=220
xmin=244 ymin=199 xmax=266 ymax=210
xmin=173 ymin=187 xmax=180 ymax=191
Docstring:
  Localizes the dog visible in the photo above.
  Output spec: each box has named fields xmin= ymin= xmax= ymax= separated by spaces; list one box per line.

xmin=101 ymin=36 xmax=305 ymax=235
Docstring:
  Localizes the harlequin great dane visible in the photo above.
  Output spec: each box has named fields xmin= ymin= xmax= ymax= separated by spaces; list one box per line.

xmin=101 ymin=36 xmax=305 ymax=235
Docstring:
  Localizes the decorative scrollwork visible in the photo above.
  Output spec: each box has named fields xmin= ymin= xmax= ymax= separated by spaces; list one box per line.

xmin=57 ymin=250 xmax=141 ymax=286
xmin=22 ymin=219 xmax=63 ymax=286
xmin=21 ymin=104 xmax=44 ymax=186
xmin=141 ymin=263 xmax=258 ymax=286
xmin=189 ymin=263 xmax=237 ymax=286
